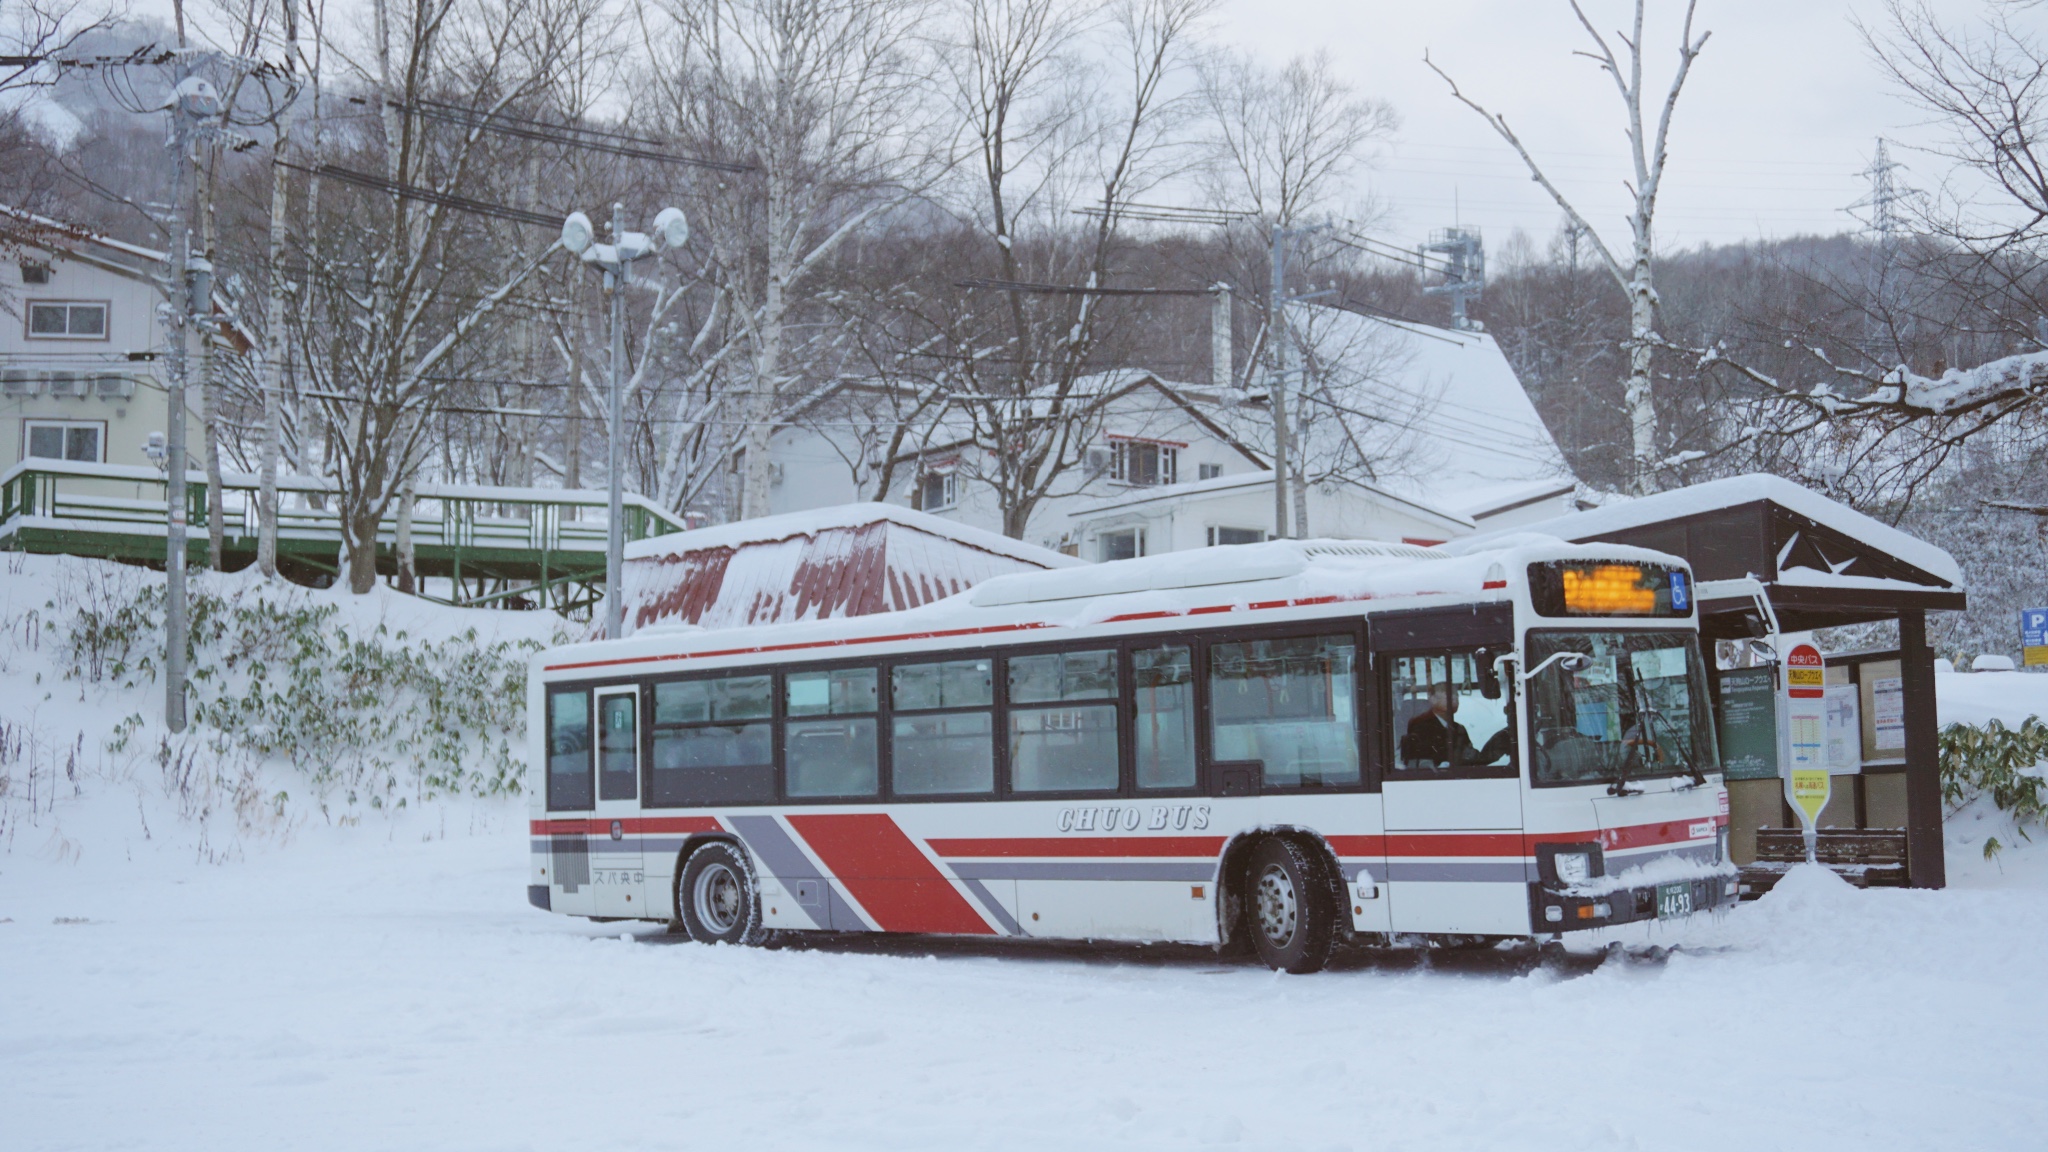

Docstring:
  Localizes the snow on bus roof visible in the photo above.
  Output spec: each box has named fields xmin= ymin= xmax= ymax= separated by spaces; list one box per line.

xmin=1463 ymin=474 xmax=1964 ymax=588
xmin=542 ymin=536 xmax=1695 ymax=672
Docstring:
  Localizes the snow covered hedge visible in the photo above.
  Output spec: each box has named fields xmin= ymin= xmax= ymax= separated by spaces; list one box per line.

xmin=1942 ymin=718 xmax=2048 ymax=858
xmin=55 ymin=568 xmax=555 ymax=806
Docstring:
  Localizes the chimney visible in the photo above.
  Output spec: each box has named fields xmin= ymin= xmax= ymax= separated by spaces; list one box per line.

xmin=1211 ymin=283 xmax=1232 ymax=392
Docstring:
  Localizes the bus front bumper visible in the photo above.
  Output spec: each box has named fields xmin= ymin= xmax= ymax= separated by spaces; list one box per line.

xmin=1531 ymin=869 xmax=1740 ymax=931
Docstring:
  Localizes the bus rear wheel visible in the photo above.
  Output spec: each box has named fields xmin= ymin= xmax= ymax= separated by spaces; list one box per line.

xmin=1246 ymin=838 xmax=1336 ymax=974
xmin=678 ymin=842 xmax=767 ymax=946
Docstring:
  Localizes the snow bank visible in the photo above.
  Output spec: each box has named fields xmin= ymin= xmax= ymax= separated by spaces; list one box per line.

xmin=0 ymin=552 xmax=570 ymax=862
xmin=1936 ymin=668 xmax=2048 ymax=728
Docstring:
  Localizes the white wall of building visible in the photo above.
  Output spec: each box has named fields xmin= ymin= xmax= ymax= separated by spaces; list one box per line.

xmin=0 ymin=243 xmax=202 ymax=481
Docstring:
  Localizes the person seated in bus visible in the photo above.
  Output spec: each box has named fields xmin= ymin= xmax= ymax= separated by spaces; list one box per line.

xmin=1400 ymin=686 xmax=1512 ymax=769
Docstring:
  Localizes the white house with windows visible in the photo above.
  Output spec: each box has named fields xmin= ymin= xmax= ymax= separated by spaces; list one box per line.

xmin=766 ymin=309 xmax=1575 ymax=562
xmin=0 ymin=211 xmax=220 ymax=487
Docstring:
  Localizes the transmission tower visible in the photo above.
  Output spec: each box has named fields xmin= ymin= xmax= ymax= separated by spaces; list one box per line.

xmin=1846 ymin=137 xmax=1915 ymax=240
xmin=1844 ymin=138 xmax=1920 ymax=356
xmin=1423 ymin=227 xmax=1485 ymax=331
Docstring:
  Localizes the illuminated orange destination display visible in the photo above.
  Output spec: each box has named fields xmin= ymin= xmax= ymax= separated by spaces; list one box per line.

xmin=1561 ymin=565 xmax=1659 ymax=614
xmin=1528 ymin=560 xmax=1691 ymax=618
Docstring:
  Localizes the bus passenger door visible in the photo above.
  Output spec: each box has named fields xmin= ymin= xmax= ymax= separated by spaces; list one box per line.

xmin=1379 ymin=646 xmax=1528 ymax=935
xmin=589 ymin=686 xmax=645 ymax=919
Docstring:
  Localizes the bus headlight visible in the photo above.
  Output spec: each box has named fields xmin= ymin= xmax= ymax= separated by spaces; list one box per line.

xmin=1537 ymin=842 xmax=1604 ymax=888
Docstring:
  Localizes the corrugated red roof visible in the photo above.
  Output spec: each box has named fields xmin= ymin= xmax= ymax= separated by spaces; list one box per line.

xmin=622 ymin=505 xmax=1074 ymax=631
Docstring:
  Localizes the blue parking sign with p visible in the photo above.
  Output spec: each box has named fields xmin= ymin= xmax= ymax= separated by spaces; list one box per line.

xmin=2024 ymin=608 xmax=2048 ymax=667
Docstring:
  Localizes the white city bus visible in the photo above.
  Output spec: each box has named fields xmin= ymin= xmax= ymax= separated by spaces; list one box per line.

xmin=526 ymin=538 xmax=1737 ymax=972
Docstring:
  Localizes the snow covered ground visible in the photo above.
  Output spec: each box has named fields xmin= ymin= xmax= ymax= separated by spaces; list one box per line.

xmin=4 ymin=557 xmax=2048 ymax=1150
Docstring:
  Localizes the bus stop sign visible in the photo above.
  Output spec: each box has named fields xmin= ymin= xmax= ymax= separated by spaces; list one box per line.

xmin=1785 ymin=643 xmax=1825 ymax=698
xmin=2024 ymin=608 xmax=2048 ymax=667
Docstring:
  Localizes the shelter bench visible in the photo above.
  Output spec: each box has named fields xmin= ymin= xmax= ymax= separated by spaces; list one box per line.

xmin=1738 ymin=828 xmax=1909 ymax=897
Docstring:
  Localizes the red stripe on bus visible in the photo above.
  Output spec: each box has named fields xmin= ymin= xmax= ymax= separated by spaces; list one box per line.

xmin=543 ymin=621 xmax=1054 ymax=672
xmin=529 ymin=816 xmax=721 ymax=836
xmin=1328 ymin=819 xmax=1716 ymax=861
xmin=786 ymin=813 xmax=995 ymax=936
xmin=927 ymin=836 xmax=1228 ymax=858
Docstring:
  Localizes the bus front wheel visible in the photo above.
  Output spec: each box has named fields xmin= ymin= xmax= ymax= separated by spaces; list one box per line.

xmin=1246 ymin=838 xmax=1337 ymax=974
xmin=678 ymin=842 xmax=768 ymax=946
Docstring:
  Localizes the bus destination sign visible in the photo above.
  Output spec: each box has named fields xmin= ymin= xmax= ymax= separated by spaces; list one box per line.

xmin=1528 ymin=561 xmax=1692 ymax=618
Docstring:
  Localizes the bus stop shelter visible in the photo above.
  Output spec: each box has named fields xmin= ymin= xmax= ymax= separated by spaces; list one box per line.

xmin=1501 ymin=475 xmax=1965 ymax=888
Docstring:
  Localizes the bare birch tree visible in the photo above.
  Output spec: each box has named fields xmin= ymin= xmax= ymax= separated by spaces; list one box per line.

xmin=1427 ymin=0 xmax=1710 ymax=494
xmin=884 ymin=0 xmax=1211 ymax=539
xmin=645 ymin=0 xmax=941 ymax=521
xmin=291 ymin=0 xmax=592 ymax=592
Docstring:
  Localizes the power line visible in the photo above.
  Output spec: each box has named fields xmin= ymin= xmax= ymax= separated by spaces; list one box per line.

xmin=282 ymin=162 xmax=563 ymax=228
xmin=955 ymin=278 xmax=1219 ymax=297
xmin=388 ymin=97 xmax=754 ymax=175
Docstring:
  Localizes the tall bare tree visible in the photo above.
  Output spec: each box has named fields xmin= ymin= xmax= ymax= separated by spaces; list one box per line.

xmin=1428 ymin=0 xmax=1710 ymax=494
xmin=291 ymin=0 xmax=591 ymax=592
xmin=879 ymin=0 xmax=1211 ymax=539
xmin=645 ymin=0 xmax=941 ymax=521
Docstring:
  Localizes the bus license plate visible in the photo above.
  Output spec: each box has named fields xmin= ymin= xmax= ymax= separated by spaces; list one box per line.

xmin=1656 ymin=882 xmax=1693 ymax=920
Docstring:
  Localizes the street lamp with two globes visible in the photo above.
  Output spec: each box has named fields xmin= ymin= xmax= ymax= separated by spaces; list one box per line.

xmin=560 ymin=204 xmax=689 ymax=640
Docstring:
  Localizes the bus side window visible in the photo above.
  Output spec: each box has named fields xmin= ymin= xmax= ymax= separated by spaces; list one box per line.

xmin=649 ymin=675 xmax=775 ymax=806
xmin=1209 ymin=635 xmax=1360 ymax=788
xmin=1133 ymin=645 xmax=1196 ymax=790
xmin=1388 ymin=652 xmax=1515 ymax=776
xmin=1008 ymin=649 xmax=1119 ymax=794
xmin=785 ymin=668 xmax=880 ymax=799
xmin=546 ymin=688 xmax=594 ymax=811
xmin=890 ymin=659 xmax=995 ymax=796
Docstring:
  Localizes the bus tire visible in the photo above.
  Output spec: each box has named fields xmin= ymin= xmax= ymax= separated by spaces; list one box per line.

xmin=1246 ymin=837 xmax=1337 ymax=974
xmin=678 ymin=842 xmax=767 ymax=946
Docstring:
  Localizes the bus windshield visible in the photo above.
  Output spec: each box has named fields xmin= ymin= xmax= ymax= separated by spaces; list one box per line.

xmin=1525 ymin=630 xmax=1718 ymax=788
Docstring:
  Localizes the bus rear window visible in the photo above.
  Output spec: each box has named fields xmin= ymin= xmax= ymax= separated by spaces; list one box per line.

xmin=546 ymin=688 xmax=593 ymax=811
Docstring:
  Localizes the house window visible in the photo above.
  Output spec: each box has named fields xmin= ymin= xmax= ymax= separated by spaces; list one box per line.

xmin=1207 ymin=526 xmax=1265 ymax=547
xmin=1110 ymin=441 xmax=1176 ymax=486
xmin=24 ymin=420 xmax=103 ymax=463
xmin=1099 ymin=529 xmax=1144 ymax=562
xmin=19 ymin=262 xmax=50 ymax=285
xmin=915 ymin=470 xmax=957 ymax=511
xmin=26 ymin=301 xmax=108 ymax=340
xmin=1198 ymin=463 xmax=1222 ymax=481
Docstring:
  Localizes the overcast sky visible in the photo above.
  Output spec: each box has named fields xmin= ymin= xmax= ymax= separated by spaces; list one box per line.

xmin=1212 ymin=0 xmax=1985 ymax=253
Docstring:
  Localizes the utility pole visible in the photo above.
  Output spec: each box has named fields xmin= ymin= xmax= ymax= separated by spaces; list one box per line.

xmin=1269 ymin=226 xmax=1290 ymax=540
xmin=162 ymin=67 xmax=220 ymax=733
xmin=1266 ymin=224 xmax=1328 ymax=539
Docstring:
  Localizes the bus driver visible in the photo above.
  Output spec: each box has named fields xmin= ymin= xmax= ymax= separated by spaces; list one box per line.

xmin=1401 ymin=685 xmax=1512 ymax=770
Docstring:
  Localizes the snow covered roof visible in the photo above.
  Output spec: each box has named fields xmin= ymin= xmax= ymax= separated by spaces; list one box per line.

xmin=1295 ymin=307 xmax=1576 ymax=519
xmin=1494 ymin=474 xmax=1963 ymax=589
xmin=621 ymin=502 xmax=1080 ymax=630
xmin=1064 ymin=468 xmax=1475 ymax=534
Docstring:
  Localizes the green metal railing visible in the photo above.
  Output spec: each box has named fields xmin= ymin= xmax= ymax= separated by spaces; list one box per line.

xmin=0 ymin=460 xmax=687 ymax=612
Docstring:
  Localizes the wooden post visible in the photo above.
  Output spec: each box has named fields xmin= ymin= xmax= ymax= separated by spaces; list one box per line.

xmin=1898 ymin=609 xmax=1946 ymax=888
